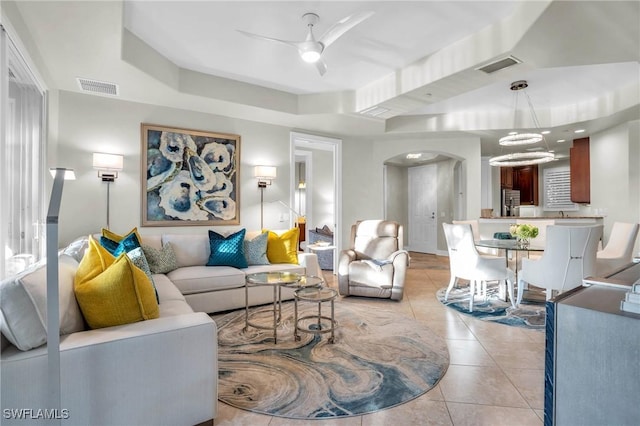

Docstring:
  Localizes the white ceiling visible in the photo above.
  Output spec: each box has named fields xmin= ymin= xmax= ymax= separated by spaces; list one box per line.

xmin=7 ymin=0 xmax=640 ymax=157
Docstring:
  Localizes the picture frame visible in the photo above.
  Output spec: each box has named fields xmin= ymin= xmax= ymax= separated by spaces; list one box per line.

xmin=141 ymin=123 xmax=240 ymax=226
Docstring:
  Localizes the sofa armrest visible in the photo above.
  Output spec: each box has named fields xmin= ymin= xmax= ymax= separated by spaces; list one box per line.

xmin=1 ymin=313 xmax=217 ymax=426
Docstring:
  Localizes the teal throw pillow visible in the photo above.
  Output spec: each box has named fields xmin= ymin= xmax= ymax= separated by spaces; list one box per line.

xmin=207 ymin=229 xmax=248 ymax=268
xmin=142 ymin=243 xmax=178 ymax=274
xmin=244 ymin=232 xmax=270 ymax=266
xmin=100 ymin=232 xmax=140 ymax=257
xmin=99 ymin=234 xmax=158 ymax=303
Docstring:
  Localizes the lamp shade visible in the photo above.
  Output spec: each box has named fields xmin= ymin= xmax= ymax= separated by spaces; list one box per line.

xmin=49 ymin=168 xmax=76 ymax=180
xmin=254 ymin=165 xmax=277 ymax=180
xmin=93 ymin=153 xmax=124 ymax=171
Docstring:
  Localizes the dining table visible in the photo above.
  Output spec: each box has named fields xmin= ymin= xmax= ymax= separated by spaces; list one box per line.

xmin=475 ymin=239 xmax=545 ymax=303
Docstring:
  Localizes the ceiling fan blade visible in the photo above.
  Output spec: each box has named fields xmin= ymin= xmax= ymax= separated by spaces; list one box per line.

xmin=318 ymin=11 xmax=374 ymax=49
xmin=315 ymin=59 xmax=327 ymax=76
xmin=237 ymin=30 xmax=300 ymax=49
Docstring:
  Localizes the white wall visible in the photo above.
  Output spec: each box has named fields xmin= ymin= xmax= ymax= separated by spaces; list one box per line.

xmin=309 ymin=148 xmax=334 ymax=232
xmin=56 ymin=91 xmax=294 ymax=245
xmin=590 ymin=120 xmax=640 ymax=248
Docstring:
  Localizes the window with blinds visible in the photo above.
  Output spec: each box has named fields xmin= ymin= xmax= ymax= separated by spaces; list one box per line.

xmin=543 ymin=165 xmax=578 ymax=211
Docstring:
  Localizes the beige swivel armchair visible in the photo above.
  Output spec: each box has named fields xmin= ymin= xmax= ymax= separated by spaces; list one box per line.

xmin=338 ymin=220 xmax=410 ymax=300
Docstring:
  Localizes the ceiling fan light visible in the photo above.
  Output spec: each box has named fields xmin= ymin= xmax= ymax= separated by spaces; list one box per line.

xmin=300 ymin=49 xmax=321 ymax=63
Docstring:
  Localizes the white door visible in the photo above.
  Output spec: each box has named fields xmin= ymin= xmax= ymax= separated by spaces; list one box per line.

xmin=408 ymin=164 xmax=438 ymax=253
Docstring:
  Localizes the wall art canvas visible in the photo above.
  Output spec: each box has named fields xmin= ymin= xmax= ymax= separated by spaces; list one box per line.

xmin=141 ymin=124 xmax=240 ymax=226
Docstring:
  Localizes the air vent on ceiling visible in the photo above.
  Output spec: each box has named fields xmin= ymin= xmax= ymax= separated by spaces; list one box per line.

xmin=477 ymin=56 xmax=521 ymax=74
xmin=359 ymin=106 xmax=391 ymax=117
xmin=76 ymin=77 xmax=119 ymax=96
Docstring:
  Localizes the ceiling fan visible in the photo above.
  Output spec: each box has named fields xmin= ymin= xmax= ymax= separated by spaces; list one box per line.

xmin=238 ymin=11 xmax=374 ymax=76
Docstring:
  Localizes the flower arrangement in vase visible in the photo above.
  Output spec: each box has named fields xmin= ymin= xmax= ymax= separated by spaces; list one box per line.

xmin=509 ymin=224 xmax=539 ymax=248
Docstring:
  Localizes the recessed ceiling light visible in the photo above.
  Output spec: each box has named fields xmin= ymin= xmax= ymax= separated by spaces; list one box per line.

xmin=541 ymin=130 xmax=551 ymax=135
xmin=557 ymin=139 xmax=566 ymax=143
xmin=574 ymin=129 xmax=585 ymax=133
xmin=406 ymin=153 xmax=422 ymax=159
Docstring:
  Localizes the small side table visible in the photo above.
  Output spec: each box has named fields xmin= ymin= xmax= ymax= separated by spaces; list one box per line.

xmin=244 ymin=271 xmax=301 ymax=344
xmin=294 ymin=287 xmax=338 ymax=344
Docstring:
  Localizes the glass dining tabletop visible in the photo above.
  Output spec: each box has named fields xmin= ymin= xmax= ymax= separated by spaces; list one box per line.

xmin=476 ymin=239 xmax=545 ymax=252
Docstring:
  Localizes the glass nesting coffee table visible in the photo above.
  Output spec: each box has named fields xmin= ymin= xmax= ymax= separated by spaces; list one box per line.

xmin=294 ymin=286 xmax=338 ymax=344
xmin=244 ymin=272 xmax=323 ymax=344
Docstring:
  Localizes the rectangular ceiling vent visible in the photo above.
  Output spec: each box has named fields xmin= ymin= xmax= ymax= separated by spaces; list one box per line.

xmin=477 ymin=56 xmax=522 ymax=74
xmin=359 ymin=106 xmax=391 ymax=117
xmin=76 ymin=77 xmax=119 ymax=96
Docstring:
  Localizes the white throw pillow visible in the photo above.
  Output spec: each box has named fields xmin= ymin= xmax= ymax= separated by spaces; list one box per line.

xmin=0 ymin=254 xmax=83 ymax=351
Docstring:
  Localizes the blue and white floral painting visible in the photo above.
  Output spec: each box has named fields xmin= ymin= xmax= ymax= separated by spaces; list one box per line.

xmin=142 ymin=124 xmax=240 ymax=226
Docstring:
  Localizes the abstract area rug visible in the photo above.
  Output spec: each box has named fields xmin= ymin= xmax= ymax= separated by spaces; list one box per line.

xmin=216 ymin=302 xmax=449 ymax=419
xmin=436 ymin=285 xmax=545 ymax=331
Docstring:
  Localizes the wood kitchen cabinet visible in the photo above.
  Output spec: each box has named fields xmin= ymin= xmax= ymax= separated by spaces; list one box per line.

xmin=570 ymin=137 xmax=590 ymax=203
xmin=514 ymin=165 xmax=539 ymax=205
xmin=500 ymin=167 xmax=513 ymax=189
xmin=501 ymin=165 xmax=538 ymax=205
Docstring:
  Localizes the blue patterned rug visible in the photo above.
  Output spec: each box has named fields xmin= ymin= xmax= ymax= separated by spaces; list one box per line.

xmin=436 ymin=285 xmax=545 ymax=331
xmin=216 ymin=301 xmax=449 ymax=419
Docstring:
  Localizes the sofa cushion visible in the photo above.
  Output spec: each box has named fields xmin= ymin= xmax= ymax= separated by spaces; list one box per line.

xmin=266 ymin=228 xmax=299 ymax=264
xmin=163 ymin=234 xmax=210 ymax=267
xmin=207 ymin=229 xmax=248 ymax=268
xmin=244 ymin=232 xmax=270 ymax=266
xmin=74 ymin=237 xmax=159 ymax=329
xmin=142 ymin=242 xmax=179 ymax=274
xmin=0 ymin=254 xmax=82 ymax=351
xmin=167 ymin=265 xmax=245 ymax=295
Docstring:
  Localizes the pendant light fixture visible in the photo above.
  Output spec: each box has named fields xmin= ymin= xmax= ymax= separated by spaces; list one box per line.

xmin=490 ymin=80 xmax=555 ymax=167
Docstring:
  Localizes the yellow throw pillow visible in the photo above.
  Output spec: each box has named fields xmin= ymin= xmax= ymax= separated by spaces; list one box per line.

xmin=74 ymin=236 xmax=159 ymax=329
xmin=101 ymin=227 xmax=142 ymax=244
xmin=265 ymin=228 xmax=299 ymax=264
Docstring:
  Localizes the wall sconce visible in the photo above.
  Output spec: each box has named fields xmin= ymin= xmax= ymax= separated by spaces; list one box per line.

xmin=93 ymin=152 xmax=124 ymax=182
xmin=254 ymin=165 xmax=277 ymax=188
xmin=254 ymin=165 xmax=277 ymax=228
xmin=93 ymin=152 xmax=124 ymax=229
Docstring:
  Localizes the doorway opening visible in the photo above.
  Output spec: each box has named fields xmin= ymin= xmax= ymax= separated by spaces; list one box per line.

xmin=290 ymin=132 xmax=342 ymax=273
xmin=384 ymin=151 xmax=464 ymax=255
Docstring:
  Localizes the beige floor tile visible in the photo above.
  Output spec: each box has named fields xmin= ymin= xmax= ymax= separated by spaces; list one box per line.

xmin=362 ymin=398 xmax=453 ymax=426
xmin=446 ymin=339 xmax=497 ymax=367
xmin=534 ymin=409 xmax=545 ymax=422
xmin=480 ymin=340 xmax=544 ymax=370
xmin=464 ymin=318 xmax=537 ymax=343
xmin=438 ymin=365 xmax=529 ymax=407
xmin=502 ymin=368 xmax=545 ymax=410
xmin=423 ymin=383 xmax=445 ymax=401
xmin=420 ymin=320 xmax=476 ymax=340
xmin=446 ymin=402 xmax=542 ymax=426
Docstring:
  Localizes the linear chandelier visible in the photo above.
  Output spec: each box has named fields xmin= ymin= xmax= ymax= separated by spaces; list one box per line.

xmin=490 ymin=80 xmax=555 ymax=167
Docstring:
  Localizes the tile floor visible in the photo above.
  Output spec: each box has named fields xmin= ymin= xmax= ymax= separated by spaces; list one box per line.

xmin=214 ymin=253 xmax=545 ymax=426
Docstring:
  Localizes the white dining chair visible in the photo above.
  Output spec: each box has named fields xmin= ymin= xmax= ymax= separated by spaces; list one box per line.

xmin=596 ymin=222 xmax=639 ymax=275
xmin=517 ymin=224 xmax=602 ymax=305
xmin=443 ymin=223 xmax=515 ymax=311
xmin=453 ymin=219 xmax=501 ymax=257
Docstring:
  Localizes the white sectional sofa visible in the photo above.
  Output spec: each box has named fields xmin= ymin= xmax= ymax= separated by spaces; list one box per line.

xmin=0 ymin=230 xmax=321 ymax=426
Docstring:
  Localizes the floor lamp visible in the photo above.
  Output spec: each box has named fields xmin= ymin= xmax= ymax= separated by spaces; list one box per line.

xmin=46 ymin=167 xmax=75 ymax=424
xmin=254 ymin=165 xmax=277 ymax=229
xmin=93 ymin=153 xmax=124 ymax=230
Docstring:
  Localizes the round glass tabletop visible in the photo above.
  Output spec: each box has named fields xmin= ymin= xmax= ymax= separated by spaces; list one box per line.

xmin=246 ymin=271 xmax=302 ymax=286
xmin=295 ymin=287 xmax=338 ymax=302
